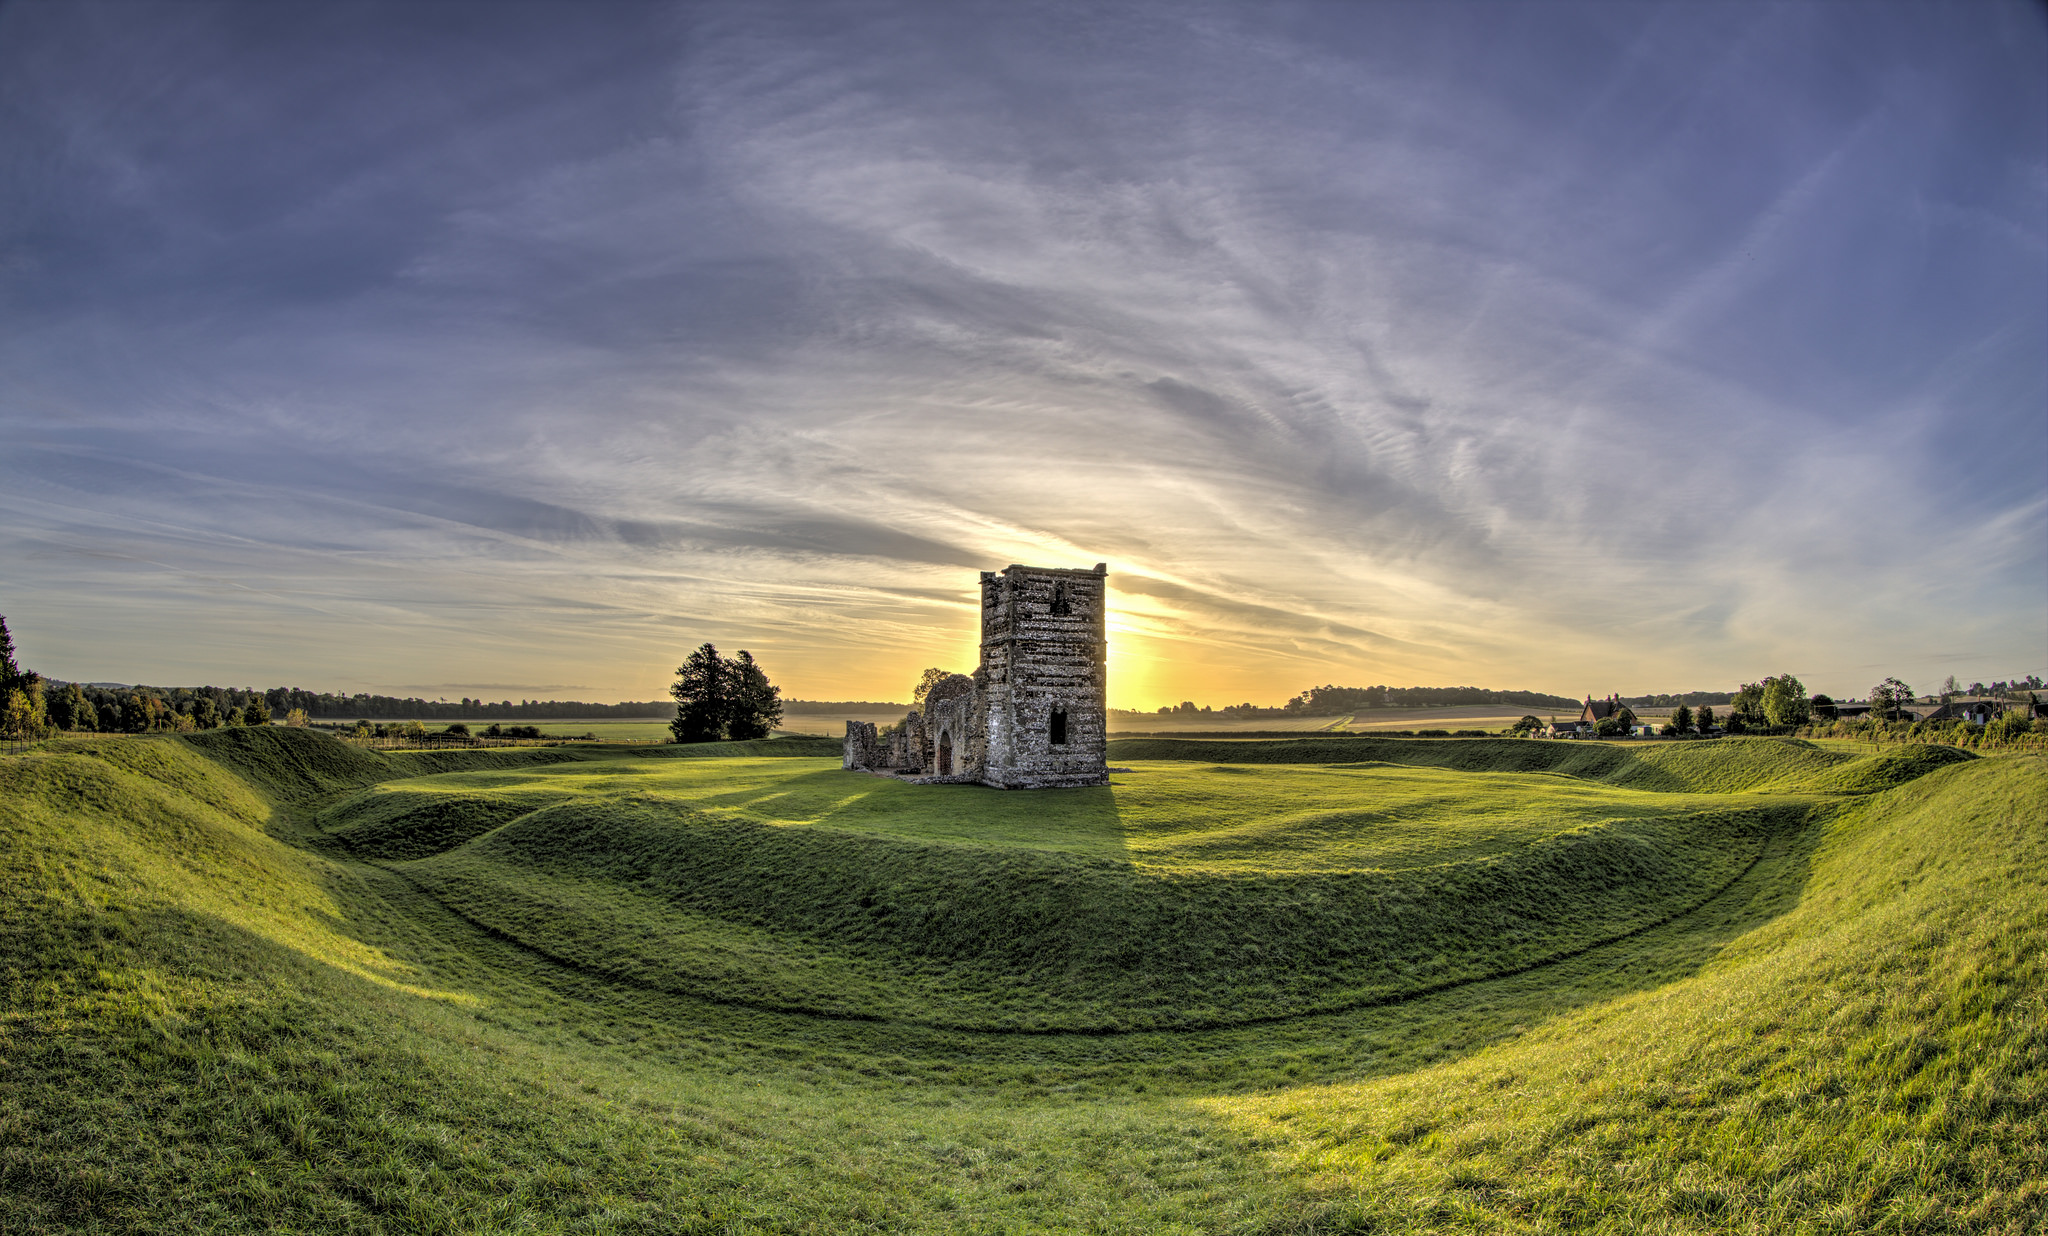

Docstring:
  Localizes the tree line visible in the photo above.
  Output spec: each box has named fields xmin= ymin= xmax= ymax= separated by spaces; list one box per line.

xmin=200 ymin=690 xmax=675 ymax=720
xmin=1141 ymin=685 xmax=1588 ymax=716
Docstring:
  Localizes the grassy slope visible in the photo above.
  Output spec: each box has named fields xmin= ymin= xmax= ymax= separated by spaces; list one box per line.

xmin=1219 ymin=755 xmax=2048 ymax=1233
xmin=1108 ymin=734 xmax=1975 ymax=796
xmin=388 ymin=758 xmax=1791 ymax=1030
xmin=2 ymin=729 xmax=2039 ymax=1234
xmin=2 ymin=733 xmax=1286 ymax=1233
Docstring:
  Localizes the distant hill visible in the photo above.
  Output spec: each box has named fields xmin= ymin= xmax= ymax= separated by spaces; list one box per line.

xmin=782 ymin=700 xmax=910 ymax=714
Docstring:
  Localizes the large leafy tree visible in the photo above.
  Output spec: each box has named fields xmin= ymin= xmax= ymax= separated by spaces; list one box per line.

xmin=1761 ymin=674 xmax=1811 ymax=727
xmin=46 ymin=682 xmax=94 ymax=732
xmin=669 ymin=644 xmax=783 ymax=743
xmin=1729 ymin=681 xmax=1768 ymax=729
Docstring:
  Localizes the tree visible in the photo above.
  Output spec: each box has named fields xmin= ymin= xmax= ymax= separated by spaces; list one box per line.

xmin=0 ymin=615 xmax=48 ymax=743
xmin=1810 ymin=694 xmax=1837 ymax=722
xmin=117 ymin=692 xmax=163 ymax=733
xmin=242 ymin=698 xmax=272 ymax=726
xmin=1594 ymin=715 xmax=1627 ymax=737
xmin=1696 ymin=705 xmax=1716 ymax=733
xmin=668 ymin=644 xmax=783 ymax=743
xmin=1940 ymin=675 xmax=1959 ymax=703
xmin=1760 ymin=674 xmax=1810 ymax=728
xmin=44 ymin=682 xmax=77 ymax=732
xmin=1670 ymin=703 xmax=1693 ymax=735
xmin=2 ymin=687 xmax=48 ymax=743
xmin=1730 ymin=682 xmax=1768 ymax=730
xmin=727 ymin=650 xmax=784 ymax=740
xmin=192 ymin=697 xmax=221 ymax=729
xmin=1870 ymin=677 xmax=1913 ymax=723
xmin=911 ymin=668 xmax=952 ymax=710
xmin=0 ymin=615 xmax=23 ymax=690
xmin=285 ymin=708 xmax=310 ymax=728
xmin=1508 ymin=714 xmax=1544 ymax=737
xmin=670 ymin=643 xmax=729 ymax=743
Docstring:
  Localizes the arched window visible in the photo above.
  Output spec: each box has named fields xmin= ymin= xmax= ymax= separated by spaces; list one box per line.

xmin=1049 ymin=707 xmax=1068 ymax=746
xmin=1050 ymin=582 xmax=1071 ymax=616
xmin=938 ymin=730 xmax=953 ymax=774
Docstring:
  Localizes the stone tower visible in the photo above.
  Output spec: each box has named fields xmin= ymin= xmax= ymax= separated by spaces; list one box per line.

xmin=976 ymin=563 xmax=1109 ymax=788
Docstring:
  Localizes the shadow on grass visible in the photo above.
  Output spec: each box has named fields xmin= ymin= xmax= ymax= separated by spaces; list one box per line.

xmin=700 ymin=766 xmax=1136 ymax=856
xmin=307 ymin=797 xmax=1828 ymax=1092
xmin=138 ymin=734 xmax=1829 ymax=1087
xmin=291 ymin=804 xmax=1823 ymax=1099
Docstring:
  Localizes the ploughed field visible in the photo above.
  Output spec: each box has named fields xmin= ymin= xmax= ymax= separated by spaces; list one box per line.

xmin=2 ymin=729 xmax=2041 ymax=1233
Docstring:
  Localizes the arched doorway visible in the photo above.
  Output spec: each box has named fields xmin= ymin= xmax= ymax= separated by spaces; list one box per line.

xmin=937 ymin=730 xmax=953 ymax=774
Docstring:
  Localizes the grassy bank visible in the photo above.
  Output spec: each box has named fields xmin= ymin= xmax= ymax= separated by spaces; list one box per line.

xmin=2 ymin=728 xmax=2038 ymax=1232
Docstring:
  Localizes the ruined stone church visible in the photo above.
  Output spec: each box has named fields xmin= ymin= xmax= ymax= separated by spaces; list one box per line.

xmin=843 ymin=563 xmax=1109 ymax=789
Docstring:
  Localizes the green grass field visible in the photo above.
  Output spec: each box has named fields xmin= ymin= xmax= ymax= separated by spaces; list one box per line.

xmin=2 ymin=728 xmax=2040 ymax=1232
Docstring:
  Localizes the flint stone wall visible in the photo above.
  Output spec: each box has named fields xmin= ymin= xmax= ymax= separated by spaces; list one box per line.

xmin=842 ymin=563 xmax=1109 ymax=789
xmin=842 ymin=720 xmax=881 ymax=770
xmin=979 ymin=564 xmax=1109 ymax=788
xmin=920 ymin=673 xmax=984 ymax=780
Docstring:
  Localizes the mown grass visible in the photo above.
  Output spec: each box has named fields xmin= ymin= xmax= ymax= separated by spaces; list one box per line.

xmin=2 ymin=727 xmax=2039 ymax=1233
xmin=1107 ymin=733 xmax=1975 ymax=796
xmin=369 ymin=757 xmax=1794 ymax=1030
xmin=1217 ymin=755 xmax=2048 ymax=1233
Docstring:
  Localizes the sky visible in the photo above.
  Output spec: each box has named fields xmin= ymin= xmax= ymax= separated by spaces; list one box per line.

xmin=2 ymin=0 xmax=2043 ymax=710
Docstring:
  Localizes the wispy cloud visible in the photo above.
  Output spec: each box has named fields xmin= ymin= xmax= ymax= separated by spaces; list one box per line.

xmin=1 ymin=0 xmax=2041 ymax=705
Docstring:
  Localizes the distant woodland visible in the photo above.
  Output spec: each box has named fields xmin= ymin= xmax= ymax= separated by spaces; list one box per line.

xmin=1138 ymin=685 xmax=1754 ymax=717
xmin=17 ymin=678 xmax=918 ymax=731
xmin=35 ymin=680 xmax=1737 ymax=733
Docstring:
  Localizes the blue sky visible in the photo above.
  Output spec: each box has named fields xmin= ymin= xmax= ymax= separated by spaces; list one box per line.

xmin=2 ymin=0 xmax=2042 ymax=707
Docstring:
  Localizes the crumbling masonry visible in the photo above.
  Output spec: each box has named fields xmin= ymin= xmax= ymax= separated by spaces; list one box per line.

xmin=844 ymin=563 xmax=1109 ymax=789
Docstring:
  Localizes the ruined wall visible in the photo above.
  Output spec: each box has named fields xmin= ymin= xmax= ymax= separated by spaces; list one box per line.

xmin=978 ymin=563 xmax=1109 ymax=788
xmin=843 ymin=563 xmax=1108 ymax=789
xmin=920 ymin=673 xmax=984 ymax=782
xmin=885 ymin=711 xmax=927 ymax=773
xmin=842 ymin=720 xmax=880 ymax=770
